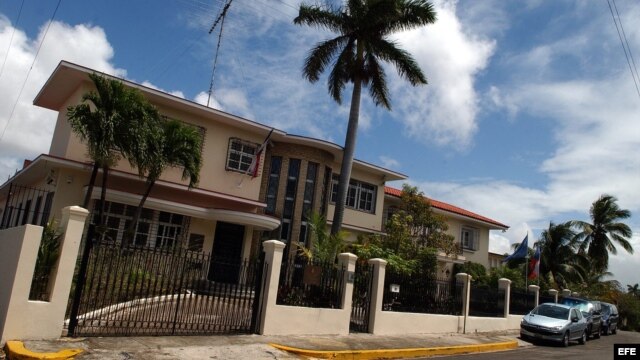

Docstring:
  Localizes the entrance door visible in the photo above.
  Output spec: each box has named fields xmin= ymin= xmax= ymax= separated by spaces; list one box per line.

xmin=209 ymin=221 xmax=245 ymax=283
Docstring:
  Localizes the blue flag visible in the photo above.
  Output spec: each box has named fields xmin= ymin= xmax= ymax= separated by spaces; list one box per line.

xmin=502 ymin=234 xmax=529 ymax=262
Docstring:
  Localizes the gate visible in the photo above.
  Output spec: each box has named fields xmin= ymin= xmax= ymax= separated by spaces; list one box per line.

xmin=68 ymin=225 xmax=265 ymax=336
xmin=350 ymin=262 xmax=374 ymax=333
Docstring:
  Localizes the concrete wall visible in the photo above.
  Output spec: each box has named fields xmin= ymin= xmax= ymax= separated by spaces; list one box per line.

xmin=258 ymin=240 xmax=356 ymax=335
xmin=0 ymin=206 xmax=89 ymax=345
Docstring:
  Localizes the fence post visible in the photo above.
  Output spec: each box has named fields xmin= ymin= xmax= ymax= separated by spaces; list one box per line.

xmin=498 ymin=278 xmax=511 ymax=317
xmin=367 ymin=258 xmax=387 ymax=334
xmin=257 ymin=240 xmax=286 ymax=335
xmin=528 ymin=285 xmax=540 ymax=307
xmin=338 ymin=253 xmax=357 ymax=311
xmin=548 ymin=289 xmax=558 ymax=303
xmin=561 ymin=289 xmax=571 ymax=298
xmin=456 ymin=273 xmax=471 ymax=334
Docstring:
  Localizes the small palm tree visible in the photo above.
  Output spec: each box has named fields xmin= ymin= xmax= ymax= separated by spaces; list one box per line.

xmin=296 ymin=212 xmax=346 ymax=263
xmin=294 ymin=0 xmax=437 ymax=235
xmin=67 ymin=73 xmax=152 ymax=226
xmin=534 ymin=221 xmax=586 ymax=289
xmin=628 ymin=283 xmax=640 ymax=297
xmin=123 ymin=118 xmax=203 ymax=247
xmin=573 ymin=194 xmax=633 ymax=273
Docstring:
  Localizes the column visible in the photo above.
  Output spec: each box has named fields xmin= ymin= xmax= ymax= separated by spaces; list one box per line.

xmin=456 ymin=273 xmax=472 ymax=334
xmin=548 ymin=289 xmax=558 ymax=303
xmin=367 ymin=258 xmax=387 ymax=334
xmin=562 ymin=289 xmax=571 ymax=298
xmin=337 ymin=253 xmax=358 ymax=311
xmin=258 ymin=240 xmax=286 ymax=335
xmin=498 ymin=278 xmax=511 ymax=317
xmin=528 ymin=285 xmax=540 ymax=307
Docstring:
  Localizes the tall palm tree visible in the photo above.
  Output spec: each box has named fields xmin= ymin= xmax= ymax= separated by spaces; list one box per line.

xmin=535 ymin=221 xmax=586 ymax=289
xmin=628 ymin=283 xmax=640 ymax=297
xmin=294 ymin=0 xmax=437 ymax=235
xmin=67 ymin=73 xmax=150 ymax=227
xmin=123 ymin=118 xmax=203 ymax=247
xmin=573 ymin=194 xmax=633 ymax=273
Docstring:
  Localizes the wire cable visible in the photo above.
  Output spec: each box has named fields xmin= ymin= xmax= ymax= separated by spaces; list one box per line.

xmin=0 ymin=0 xmax=25 ymax=80
xmin=0 ymin=0 xmax=63 ymax=143
xmin=606 ymin=0 xmax=640 ymax=101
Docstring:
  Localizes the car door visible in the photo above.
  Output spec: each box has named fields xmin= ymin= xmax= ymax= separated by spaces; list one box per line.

xmin=569 ymin=309 xmax=582 ymax=338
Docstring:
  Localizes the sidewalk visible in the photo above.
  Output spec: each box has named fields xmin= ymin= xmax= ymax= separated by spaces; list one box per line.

xmin=5 ymin=330 xmax=529 ymax=359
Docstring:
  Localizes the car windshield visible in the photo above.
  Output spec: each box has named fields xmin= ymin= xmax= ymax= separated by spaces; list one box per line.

xmin=561 ymin=299 xmax=591 ymax=312
xmin=535 ymin=305 xmax=569 ymax=320
xmin=601 ymin=305 xmax=611 ymax=315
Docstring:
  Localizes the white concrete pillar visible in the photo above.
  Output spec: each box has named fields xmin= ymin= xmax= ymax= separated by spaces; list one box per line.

xmin=456 ymin=273 xmax=472 ymax=333
xmin=571 ymin=292 xmax=579 ymax=297
xmin=498 ymin=278 xmax=511 ymax=317
xmin=528 ymin=285 xmax=540 ymax=307
xmin=367 ymin=258 xmax=387 ymax=334
xmin=0 ymin=206 xmax=88 ymax=345
xmin=338 ymin=253 xmax=357 ymax=311
xmin=258 ymin=240 xmax=286 ymax=335
xmin=562 ymin=289 xmax=571 ymax=298
xmin=548 ymin=289 xmax=558 ymax=303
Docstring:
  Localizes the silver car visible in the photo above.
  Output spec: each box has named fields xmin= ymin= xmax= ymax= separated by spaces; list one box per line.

xmin=520 ymin=303 xmax=588 ymax=346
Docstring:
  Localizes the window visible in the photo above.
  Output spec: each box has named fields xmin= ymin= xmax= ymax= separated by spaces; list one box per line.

xmin=461 ymin=227 xmax=478 ymax=251
xmin=280 ymin=159 xmax=300 ymax=242
xmin=226 ymin=138 xmax=257 ymax=173
xmin=265 ymin=156 xmax=282 ymax=214
xmin=299 ymin=162 xmax=317 ymax=245
xmin=330 ymin=175 xmax=377 ymax=213
xmin=188 ymin=234 xmax=205 ymax=252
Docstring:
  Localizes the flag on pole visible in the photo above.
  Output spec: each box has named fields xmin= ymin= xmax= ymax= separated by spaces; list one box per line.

xmin=528 ymin=246 xmax=541 ymax=280
xmin=246 ymin=129 xmax=273 ymax=178
xmin=502 ymin=234 xmax=529 ymax=263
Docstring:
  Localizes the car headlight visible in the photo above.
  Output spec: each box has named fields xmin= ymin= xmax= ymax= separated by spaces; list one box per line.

xmin=550 ymin=325 xmax=564 ymax=330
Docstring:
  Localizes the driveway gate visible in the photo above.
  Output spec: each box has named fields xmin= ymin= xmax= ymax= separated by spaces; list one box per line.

xmin=67 ymin=226 xmax=264 ymax=336
xmin=350 ymin=262 xmax=374 ymax=333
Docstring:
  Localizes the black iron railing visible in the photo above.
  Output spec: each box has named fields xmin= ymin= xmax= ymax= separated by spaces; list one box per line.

xmin=0 ymin=183 xmax=54 ymax=229
xmin=510 ymin=287 xmax=535 ymax=315
xmin=69 ymin=241 xmax=263 ymax=336
xmin=29 ymin=266 xmax=53 ymax=301
xmin=469 ymin=283 xmax=504 ymax=317
xmin=539 ymin=293 xmax=556 ymax=304
xmin=382 ymin=270 xmax=462 ymax=315
xmin=276 ymin=258 xmax=345 ymax=309
xmin=350 ymin=262 xmax=374 ymax=333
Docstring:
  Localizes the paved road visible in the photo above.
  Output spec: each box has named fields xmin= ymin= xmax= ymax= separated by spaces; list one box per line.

xmin=428 ymin=331 xmax=640 ymax=360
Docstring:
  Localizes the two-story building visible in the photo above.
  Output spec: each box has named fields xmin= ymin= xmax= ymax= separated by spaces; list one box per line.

xmin=0 ymin=61 xmax=405 ymax=271
xmin=383 ymin=187 xmax=508 ymax=276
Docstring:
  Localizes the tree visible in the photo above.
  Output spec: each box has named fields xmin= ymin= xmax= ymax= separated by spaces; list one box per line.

xmin=534 ymin=221 xmax=585 ymax=289
xmin=294 ymin=0 xmax=437 ymax=235
xmin=296 ymin=212 xmax=346 ymax=263
xmin=628 ymin=283 xmax=640 ymax=298
xmin=123 ymin=118 xmax=203 ymax=247
xmin=573 ymin=194 xmax=633 ymax=273
xmin=67 ymin=73 xmax=151 ymax=228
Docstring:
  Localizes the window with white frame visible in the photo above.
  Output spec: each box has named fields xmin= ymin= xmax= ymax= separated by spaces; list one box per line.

xmin=330 ymin=175 xmax=377 ymax=213
xmin=226 ymin=138 xmax=257 ymax=173
xmin=461 ymin=227 xmax=479 ymax=251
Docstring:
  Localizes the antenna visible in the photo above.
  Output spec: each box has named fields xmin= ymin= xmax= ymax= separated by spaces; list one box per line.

xmin=207 ymin=0 xmax=234 ymax=107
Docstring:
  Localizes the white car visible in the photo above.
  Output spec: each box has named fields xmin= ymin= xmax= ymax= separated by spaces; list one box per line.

xmin=520 ymin=303 xmax=588 ymax=347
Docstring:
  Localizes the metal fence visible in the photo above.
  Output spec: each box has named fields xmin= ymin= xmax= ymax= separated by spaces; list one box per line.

xmin=276 ymin=258 xmax=345 ymax=309
xmin=539 ymin=293 xmax=556 ymax=304
xmin=382 ymin=270 xmax=462 ymax=315
xmin=29 ymin=266 xmax=53 ymax=301
xmin=469 ymin=283 xmax=504 ymax=317
xmin=0 ymin=183 xmax=54 ymax=230
xmin=510 ymin=287 xmax=535 ymax=315
xmin=69 ymin=240 xmax=264 ymax=336
xmin=350 ymin=262 xmax=374 ymax=333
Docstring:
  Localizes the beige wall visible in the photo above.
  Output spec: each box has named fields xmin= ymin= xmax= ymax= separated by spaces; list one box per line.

xmin=0 ymin=207 xmax=88 ymax=345
xmin=446 ymin=221 xmax=490 ymax=269
xmin=49 ymin=81 xmax=266 ymax=202
xmin=371 ymin=312 xmax=461 ymax=335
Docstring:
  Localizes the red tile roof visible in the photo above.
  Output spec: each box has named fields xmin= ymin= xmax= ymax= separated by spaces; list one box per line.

xmin=384 ymin=186 xmax=508 ymax=229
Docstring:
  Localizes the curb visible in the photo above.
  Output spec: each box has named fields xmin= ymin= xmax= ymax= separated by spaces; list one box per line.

xmin=3 ymin=341 xmax=82 ymax=360
xmin=270 ymin=340 xmax=519 ymax=360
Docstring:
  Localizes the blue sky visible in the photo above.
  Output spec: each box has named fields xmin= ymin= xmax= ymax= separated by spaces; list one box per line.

xmin=0 ymin=0 xmax=638 ymax=287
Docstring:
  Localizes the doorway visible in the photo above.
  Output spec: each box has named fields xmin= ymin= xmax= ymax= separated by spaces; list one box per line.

xmin=208 ymin=221 xmax=245 ymax=283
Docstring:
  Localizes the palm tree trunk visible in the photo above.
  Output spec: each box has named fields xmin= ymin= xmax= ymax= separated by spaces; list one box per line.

xmin=124 ymin=179 xmax=155 ymax=248
xmin=82 ymin=164 xmax=99 ymax=209
xmin=98 ymin=165 xmax=109 ymax=230
xmin=330 ymin=77 xmax=362 ymax=235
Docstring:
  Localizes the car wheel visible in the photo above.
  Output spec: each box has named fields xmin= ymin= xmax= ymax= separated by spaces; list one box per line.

xmin=594 ymin=326 xmax=601 ymax=339
xmin=579 ymin=330 xmax=587 ymax=345
xmin=612 ymin=325 xmax=617 ymax=335
xmin=604 ymin=326 xmax=611 ymax=336
xmin=562 ymin=332 xmax=570 ymax=347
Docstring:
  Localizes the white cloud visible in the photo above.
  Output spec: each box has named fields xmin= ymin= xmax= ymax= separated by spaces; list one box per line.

xmin=0 ymin=19 xmax=125 ymax=181
xmin=379 ymin=155 xmax=400 ymax=170
xmin=390 ymin=0 xmax=496 ymax=150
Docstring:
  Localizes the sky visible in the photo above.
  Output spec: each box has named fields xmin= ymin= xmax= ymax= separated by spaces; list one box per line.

xmin=0 ymin=0 xmax=638 ymax=288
